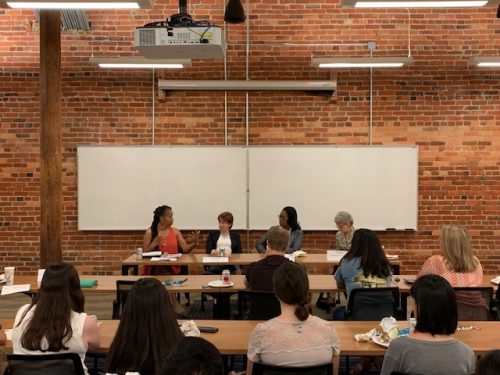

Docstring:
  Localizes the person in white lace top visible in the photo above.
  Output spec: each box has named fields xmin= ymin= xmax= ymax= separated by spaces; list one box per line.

xmin=246 ymin=262 xmax=340 ymax=375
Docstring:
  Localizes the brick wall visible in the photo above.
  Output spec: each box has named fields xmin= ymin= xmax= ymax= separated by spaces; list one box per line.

xmin=0 ymin=2 xmax=498 ymax=275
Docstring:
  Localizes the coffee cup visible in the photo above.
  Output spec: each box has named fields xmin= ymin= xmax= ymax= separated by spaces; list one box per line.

xmin=4 ymin=266 xmax=15 ymax=286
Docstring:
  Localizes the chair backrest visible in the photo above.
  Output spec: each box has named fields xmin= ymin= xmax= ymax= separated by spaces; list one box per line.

xmin=5 ymin=353 xmax=84 ymax=375
xmin=237 ymin=290 xmax=280 ymax=320
xmin=454 ymin=286 xmax=494 ymax=321
xmin=112 ymin=280 xmax=136 ymax=319
xmin=345 ymin=287 xmax=401 ymax=321
xmin=252 ymin=362 xmax=333 ymax=375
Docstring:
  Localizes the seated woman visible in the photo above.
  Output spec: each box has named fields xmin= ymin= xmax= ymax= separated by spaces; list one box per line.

xmin=334 ymin=211 xmax=355 ymax=251
xmin=256 ymin=206 xmax=303 ymax=255
xmin=476 ymin=350 xmax=500 ymax=375
xmin=11 ymin=262 xmax=100 ymax=375
xmin=246 ymin=262 xmax=340 ymax=375
xmin=161 ymin=337 xmax=224 ymax=375
xmin=381 ymin=274 xmax=476 ymax=375
xmin=418 ymin=225 xmax=486 ymax=320
xmin=0 ymin=324 xmax=6 ymax=374
xmin=107 ymin=278 xmax=184 ymax=375
xmin=143 ymin=205 xmax=199 ymax=275
xmin=205 ymin=211 xmax=242 ymax=275
xmin=333 ymin=228 xmax=393 ymax=320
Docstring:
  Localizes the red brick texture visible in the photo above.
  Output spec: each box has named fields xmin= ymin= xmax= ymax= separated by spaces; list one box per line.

xmin=0 ymin=3 xmax=498 ymax=275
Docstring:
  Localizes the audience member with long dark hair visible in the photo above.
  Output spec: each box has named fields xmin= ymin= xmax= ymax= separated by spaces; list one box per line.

xmin=245 ymin=262 xmax=340 ymax=375
xmin=476 ymin=350 xmax=500 ymax=375
xmin=161 ymin=337 xmax=224 ymax=375
xmin=381 ymin=274 xmax=475 ymax=375
xmin=334 ymin=228 xmax=392 ymax=319
xmin=256 ymin=206 xmax=303 ymax=254
xmin=11 ymin=262 xmax=100 ymax=375
xmin=107 ymin=277 xmax=183 ymax=375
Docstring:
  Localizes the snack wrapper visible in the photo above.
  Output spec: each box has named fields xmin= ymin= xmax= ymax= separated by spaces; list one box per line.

xmin=180 ymin=320 xmax=201 ymax=337
xmin=377 ymin=316 xmax=399 ymax=343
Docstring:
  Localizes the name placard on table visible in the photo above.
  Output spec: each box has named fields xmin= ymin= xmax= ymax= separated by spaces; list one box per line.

xmin=203 ymin=257 xmax=229 ymax=263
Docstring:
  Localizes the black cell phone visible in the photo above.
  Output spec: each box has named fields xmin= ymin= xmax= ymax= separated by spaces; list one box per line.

xmin=198 ymin=326 xmax=219 ymax=333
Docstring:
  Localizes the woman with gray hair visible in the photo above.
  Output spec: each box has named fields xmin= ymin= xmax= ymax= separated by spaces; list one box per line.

xmin=335 ymin=211 xmax=355 ymax=251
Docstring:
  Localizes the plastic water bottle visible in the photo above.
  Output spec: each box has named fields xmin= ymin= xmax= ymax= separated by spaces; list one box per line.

xmin=408 ymin=317 xmax=416 ymax=335
xmin=136 ymin=247 xmax=143 ymax=260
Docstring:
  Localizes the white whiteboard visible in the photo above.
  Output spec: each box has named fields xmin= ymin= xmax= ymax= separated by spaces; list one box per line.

xmin=248 ymin=146 xmax=418 ymax=230
xmin=77 ymin=146 xmax=248 ymax=230
xmin=78 ymin=146 xmax=418 ymax=231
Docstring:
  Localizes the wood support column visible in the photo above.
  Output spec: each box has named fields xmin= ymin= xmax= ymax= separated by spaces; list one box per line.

xmin=39 ymin=10 xmax=62 ymax=267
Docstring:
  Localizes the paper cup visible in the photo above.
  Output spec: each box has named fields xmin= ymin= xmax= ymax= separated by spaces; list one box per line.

xmin=4 ymin=266 xmax=15 ymax=286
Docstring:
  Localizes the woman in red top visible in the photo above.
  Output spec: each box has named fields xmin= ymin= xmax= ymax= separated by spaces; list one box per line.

xmin=143 ymin=205 xmax=199 ymax=275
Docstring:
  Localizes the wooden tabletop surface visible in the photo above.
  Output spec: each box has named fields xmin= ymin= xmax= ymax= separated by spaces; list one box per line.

xmin=2 ymin=319 xmax=499 ymax=356
xmin=122 ymin=253 xmax=401 ymax=267
xmin=3 ymin=274 xmax=497 ymax=294
xmin=0 ymin=274 xmax=339 ymax=294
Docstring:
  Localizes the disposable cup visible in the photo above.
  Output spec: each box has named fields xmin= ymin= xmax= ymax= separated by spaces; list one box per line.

xmin=4 ymin=266 xmax=15 ymax=286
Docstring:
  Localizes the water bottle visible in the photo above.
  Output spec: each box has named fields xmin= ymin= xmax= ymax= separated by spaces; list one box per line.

xmin=136 ymin=247 xmax=143 ymax=260
xmin=408 ymin=317 xmax=416 ymax=335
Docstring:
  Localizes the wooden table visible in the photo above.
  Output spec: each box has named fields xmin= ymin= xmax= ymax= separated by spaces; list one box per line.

xmin=2 ymin=319 xmax=498 ymax=356
xmin=121 ymin=253 xmax=401 ymax=275
xmin=0 ymin=274 xmax=340 ymax=294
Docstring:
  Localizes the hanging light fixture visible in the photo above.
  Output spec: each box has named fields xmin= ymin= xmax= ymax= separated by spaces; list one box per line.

xmin=0 ymin=0 xmax=153 ymax=9
xmin=311 ymin=57 xmax=413 ymax=69
xmin=89 ymin=57 xmax=191 ymax=68
xmin=341 ymin=0 xmax=494 ymax=7
xmin=469 ymin=57 xmax=500 ymax=67
xmin=224 ymin=0 xmax=245 ymax=24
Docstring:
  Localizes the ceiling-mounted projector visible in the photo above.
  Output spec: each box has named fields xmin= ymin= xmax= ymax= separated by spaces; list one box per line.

xmin=135 ymin=26 xmax=225 ymax=59
xmin=135 ymin=0 xmax=226 ymax=59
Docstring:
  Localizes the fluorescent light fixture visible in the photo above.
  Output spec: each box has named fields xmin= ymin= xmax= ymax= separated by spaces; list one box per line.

xmin=311 ymin=57 xmax=413 ymax=69
xmin=158 ymin=80 xmax=336 ymax=91
xmin=1 ymin=0 xmax=153 ymax=9
xmin=469 ymin=57 xmax=500 ymax=67
xmin=342 ymin=0 xmax=492 ymax=7
xmin=89 ymin=57 xmax=191 ymax=69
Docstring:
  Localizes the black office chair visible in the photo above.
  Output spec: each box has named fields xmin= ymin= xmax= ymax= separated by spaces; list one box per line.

xmin=345 ymin=287 xmax=402 ymax=321
xmin=237 ymin=290 xmax=281 ymax=320
xmin=252 ymin=362 xmax=333 ymax=375
xmin=454 ymin=286 xmax=496 ymax=321
xmin=111 ymin=280 xmax=136 ymax=319
xmin=4 ymin=353 xmax=85 ymax=375
xmin=494 ymin=286 xmax=500 ymax=320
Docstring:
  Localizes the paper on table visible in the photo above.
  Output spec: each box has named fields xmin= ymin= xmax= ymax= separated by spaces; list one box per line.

xmin=142 ymin=251 xmax=162 ymax=257
xmin=203 ymin=257 xmax=229 ymax=263
xmin=327 ymin=250 xmax=347 ymax=261
xmin=491 ymin=276 xmax=500 ymax=285
xmin=385 ymin=254 xmax=399 ymax=260
xmin=37 ymin=269 xmax=46 ymax=282
xmin=151 ymin=257 xmax=178 ymax=262
xmin=1 ymin=284 xmax=30 ymax=295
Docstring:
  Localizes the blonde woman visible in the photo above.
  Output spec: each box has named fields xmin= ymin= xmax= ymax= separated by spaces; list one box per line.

xmin=418 ymin=225 xmax=486 ymax=319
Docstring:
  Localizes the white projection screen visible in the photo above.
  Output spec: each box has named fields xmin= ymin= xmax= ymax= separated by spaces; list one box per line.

xmin=78 ymin=146 xmax=418 ymax=231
